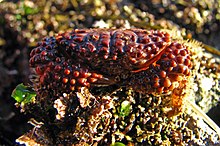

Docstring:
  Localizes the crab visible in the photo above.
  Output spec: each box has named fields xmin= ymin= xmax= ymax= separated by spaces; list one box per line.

xmin=29 ymin=28 xmax=192 ymax=114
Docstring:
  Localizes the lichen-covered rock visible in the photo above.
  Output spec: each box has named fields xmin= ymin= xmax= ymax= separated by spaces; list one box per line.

xmin=16 ymin=87 xmax=220 ymax=145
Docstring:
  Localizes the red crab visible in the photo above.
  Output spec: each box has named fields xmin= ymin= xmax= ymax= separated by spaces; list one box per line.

xmin=29 ymin=29 xmax=192 ymax=114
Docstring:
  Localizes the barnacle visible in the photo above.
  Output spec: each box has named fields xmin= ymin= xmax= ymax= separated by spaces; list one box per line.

xmin=29 ymin=29 xmax=192 ymax=114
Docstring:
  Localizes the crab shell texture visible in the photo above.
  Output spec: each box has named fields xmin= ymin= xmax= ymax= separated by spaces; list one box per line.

xmin=29 ymin=29 xmax=192 ymax=108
